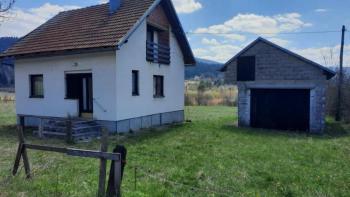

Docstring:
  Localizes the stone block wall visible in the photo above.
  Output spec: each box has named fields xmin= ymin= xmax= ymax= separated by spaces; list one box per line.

xmin=224 ymin=41 xmax=328 ymax=84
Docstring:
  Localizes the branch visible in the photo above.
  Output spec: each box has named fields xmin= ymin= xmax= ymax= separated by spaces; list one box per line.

xmin=0 ymin=0 xmax=15 ymax=13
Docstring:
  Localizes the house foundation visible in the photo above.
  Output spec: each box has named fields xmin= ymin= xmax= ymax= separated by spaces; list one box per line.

xmin=18 ymin=110 xmax=184 ymax=133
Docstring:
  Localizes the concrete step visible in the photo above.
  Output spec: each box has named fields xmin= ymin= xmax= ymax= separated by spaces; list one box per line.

xmin=39 ymin=119 xmax=102 ymax=142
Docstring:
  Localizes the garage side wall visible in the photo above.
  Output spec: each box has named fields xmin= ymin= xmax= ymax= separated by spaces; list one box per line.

xmin=310 ymin=84 xmax=327 ymax=132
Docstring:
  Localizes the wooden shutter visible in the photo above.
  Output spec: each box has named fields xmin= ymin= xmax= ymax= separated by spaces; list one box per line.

xmin=237 ymin=56 xmax=255 ymax=81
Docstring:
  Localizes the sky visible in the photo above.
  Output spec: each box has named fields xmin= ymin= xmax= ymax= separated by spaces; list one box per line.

xmin=0 ymin=0 xmax=349 ymax=66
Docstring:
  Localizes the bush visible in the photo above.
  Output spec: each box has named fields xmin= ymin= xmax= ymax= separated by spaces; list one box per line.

xmin=326 ymin=73 xmax=350 ymax=123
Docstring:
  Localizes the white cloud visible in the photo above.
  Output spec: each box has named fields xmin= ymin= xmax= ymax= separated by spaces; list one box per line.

xmin=201 ymin=38 xmax=220 ymax=46
xmin=315 ymin=8 xmax=328 ymax=13
xmin=294 ymin=45 xmax=350 ymax=67
xmin=223 ymin=34 xmax=246 ymax=42
xmin=193 ymin=42 xmax=243 ymax=63
xmin=192 ymin=12 xmax=313 ymax=62
xmin=172 ymin=0 xmax=202 ymax=14
xmin=0 ymin=3 xmax=80 ymax=37
xmin=99 ymin=0 xmax=108 ymax=3
xmin=194 ymin=43 xmax=350 ymax=67
xmin=266 ymin=37 xmax=290 ymax=47
xmin=195 ymin=34 xmax=350 ymax=67
xmin=194 ymin=13 xmax=311 ymax=35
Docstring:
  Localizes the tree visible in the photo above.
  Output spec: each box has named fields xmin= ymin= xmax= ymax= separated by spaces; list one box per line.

xmin=0 ymin=0 xmax=15 ymax=18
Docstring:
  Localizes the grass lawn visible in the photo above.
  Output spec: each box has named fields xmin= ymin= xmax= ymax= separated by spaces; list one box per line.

xmin=0 ymin=103 xmax=350 ymax=196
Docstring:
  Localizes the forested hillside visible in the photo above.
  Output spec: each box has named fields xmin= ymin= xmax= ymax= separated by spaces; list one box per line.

xmin=0 ymin=37 xmax=18 ymax=88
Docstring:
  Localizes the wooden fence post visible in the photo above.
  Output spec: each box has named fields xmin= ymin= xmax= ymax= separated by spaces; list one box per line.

xmin=98 ymin=128 xmax=109 ymax=197
xmin=114 ymin=160 xmax=122 ymax=197
xmin=13 ymin=125 xmax=31 ymax=179
xmin=107 ymin=145 xmax=126 ymax=197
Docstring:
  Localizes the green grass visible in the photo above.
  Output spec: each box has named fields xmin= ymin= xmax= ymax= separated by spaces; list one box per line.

xmin=0 ymin=104 xmax=350 ymax=196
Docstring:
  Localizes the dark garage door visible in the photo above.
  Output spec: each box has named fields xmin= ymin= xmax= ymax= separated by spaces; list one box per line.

xmin=250 ymin=89 xmax=310 ymax=131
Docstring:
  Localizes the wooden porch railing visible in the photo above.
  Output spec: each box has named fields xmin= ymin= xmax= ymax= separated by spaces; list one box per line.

xmin=146 ymin=41 xmax=170 ymax=65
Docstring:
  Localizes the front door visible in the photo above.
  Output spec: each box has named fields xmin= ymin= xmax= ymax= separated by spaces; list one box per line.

xmin=66 ymin=73 xmax=93 ymax=116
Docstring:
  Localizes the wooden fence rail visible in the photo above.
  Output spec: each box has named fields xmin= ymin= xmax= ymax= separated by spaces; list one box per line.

xmin=12 ymin=121 xmax=125 ymax=197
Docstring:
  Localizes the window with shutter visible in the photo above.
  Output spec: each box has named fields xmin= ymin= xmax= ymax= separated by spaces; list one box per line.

xmin=237 ymin=56 xmax=255 ymax=81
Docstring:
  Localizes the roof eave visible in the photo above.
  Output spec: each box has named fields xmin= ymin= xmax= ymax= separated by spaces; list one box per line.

xmin=163 ymin=0 xmax=196 ymax=66
xmin=2 ymin=46 xmax=117 ymax=60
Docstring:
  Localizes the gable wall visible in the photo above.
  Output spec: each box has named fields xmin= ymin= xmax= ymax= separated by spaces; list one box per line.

xmin=147 ymin=4 xmax=170 ymax=30
xmin=115 ymin=19 xmax=185 ymax=121
xmin=224 ymin=41 xmax=328 ymax=84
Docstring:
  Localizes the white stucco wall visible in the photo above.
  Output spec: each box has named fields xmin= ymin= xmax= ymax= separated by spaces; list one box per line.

xmin=115 ymin=20 xmax=185 ymax=121
xmin=15 ymin=19 xmax=187 ymax=122
xmin=15 ymin=52 xmax=117 ymax=121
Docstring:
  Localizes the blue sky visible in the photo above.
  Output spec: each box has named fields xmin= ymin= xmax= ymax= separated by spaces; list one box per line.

xmin=1 ymin=0 xmax=349 ymax=65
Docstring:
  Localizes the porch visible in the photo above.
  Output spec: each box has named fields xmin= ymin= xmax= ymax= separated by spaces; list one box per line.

xmin=18 ymin=115 xmax=102 ymax=142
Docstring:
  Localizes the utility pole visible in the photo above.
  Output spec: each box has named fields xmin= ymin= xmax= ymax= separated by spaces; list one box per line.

xmin=335 ymin=25 xmax=346 ymax=121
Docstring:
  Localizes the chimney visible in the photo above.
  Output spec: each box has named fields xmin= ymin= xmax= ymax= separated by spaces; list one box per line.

xmin=109 ymin=0 xmax=122 ymax=14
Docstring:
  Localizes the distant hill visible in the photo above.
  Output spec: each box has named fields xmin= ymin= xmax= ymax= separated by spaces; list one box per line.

xmin=185 ymin=58 xmax=224 ymax=79
xmin=0 ymin=37 xmax=18 ymax=52
xmin=0 ymin=37 xmax=18 ymax=88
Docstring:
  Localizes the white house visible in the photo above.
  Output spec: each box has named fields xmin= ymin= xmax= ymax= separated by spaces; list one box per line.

xmin=0 ymin=0 xmax=195 ymax=133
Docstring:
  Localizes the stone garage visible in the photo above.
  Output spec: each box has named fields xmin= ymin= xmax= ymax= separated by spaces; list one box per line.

xmin=221 ymin=37 xmax=336 ymax=133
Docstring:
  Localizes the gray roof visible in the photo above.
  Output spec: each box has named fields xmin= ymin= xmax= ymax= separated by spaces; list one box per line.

xmin=221 ymin=37 xmax=336 ymax=79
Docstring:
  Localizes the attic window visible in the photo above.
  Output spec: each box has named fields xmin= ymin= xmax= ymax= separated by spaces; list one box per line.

xmin=237 ymin=56 xmax=255 ymax=81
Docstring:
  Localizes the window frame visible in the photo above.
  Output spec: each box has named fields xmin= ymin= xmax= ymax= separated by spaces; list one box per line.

xmin=237 ymin=56 xmax=256 ymax=81
xmin=153 ymin=75 xmax=164 ymax=98
xmin=132 ymin=70 xmax=139 ymax=96
xmin=29 ymin=74 xmax=44 ymax=98
xmin=147 ymin=25 xmax=155 ymax=43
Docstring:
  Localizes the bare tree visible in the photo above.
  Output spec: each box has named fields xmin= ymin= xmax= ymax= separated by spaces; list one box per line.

xmin=321 ymin=48 xmax=337 ymax=67
xmin=0 ymin=0 xmax=15 ymax=17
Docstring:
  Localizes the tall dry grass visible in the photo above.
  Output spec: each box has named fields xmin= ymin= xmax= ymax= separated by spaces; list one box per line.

xmin=185 ymin=80 xmax=237 ymax=106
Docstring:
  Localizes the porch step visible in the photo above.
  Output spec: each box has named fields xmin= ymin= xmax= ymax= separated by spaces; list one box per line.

xmin=36 ymin=118 xmax=103 ymax=142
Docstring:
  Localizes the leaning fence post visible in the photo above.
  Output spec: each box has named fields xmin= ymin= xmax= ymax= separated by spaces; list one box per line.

xmin=98 ymin=128 xmax=109 ymax=197
xmin=13 ymin=125 xmax=31 ymax=179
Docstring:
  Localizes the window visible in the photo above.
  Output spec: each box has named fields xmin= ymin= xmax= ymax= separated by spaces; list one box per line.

xmin=153 ymin=75 xmax=164 ymax=98
xmin=132 ymin=70 xmax=139 ymax=96
xmin=237 ymin=56 xmax=255 ymax=81
xmin=30 ymin=75 xmax=44 ymax=98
